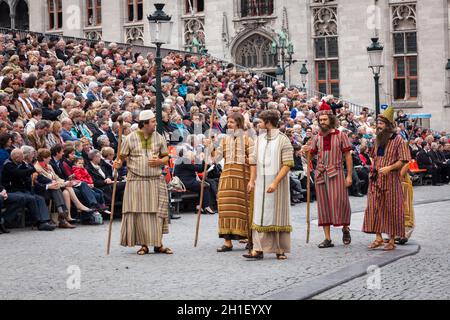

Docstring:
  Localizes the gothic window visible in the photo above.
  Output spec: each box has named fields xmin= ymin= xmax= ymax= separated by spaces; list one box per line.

xmin=0 ymin=2 xmax=11 ymax=28
xmin=186 ymin=0 xmax=204 ymax=14
xmin=236 ymin=34 xmax=276 ymax=68
xmin=48 ymin=0 xmax=63 ymax=30
xmin=184 ymin=18 xmax=206 ymax=52
xmin=127 ymin=0 xmax=143 ymax=22
xmin=392 ymin=3 xmax=417 ymax=100
xmin=313 ymin=5 xmax=339 ymax=97
xmin=240 ymin=0 xmax=274 ymax=18
xmin=87 ymin=0 xmax=102 ymax=26
xmin=125 ymin=26 xmax=144 ymax=45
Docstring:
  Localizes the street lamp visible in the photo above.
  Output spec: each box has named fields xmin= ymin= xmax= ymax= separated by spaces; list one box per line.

xmin=367 ymin=37 xmax=384 ymax=118
xmin=148 ymin=3 xmax=173 ymax=134
xmin=299 ymin=60 xmax=309 ymax=91
xmin=445 ymin=59 xmax=450 ymax=105
xmin=271 ymin=30 xmax=297 ymax=84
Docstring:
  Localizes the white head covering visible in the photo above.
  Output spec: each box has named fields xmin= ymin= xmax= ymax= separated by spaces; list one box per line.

xmin=139 ymin=110 xmax=155 ymax=121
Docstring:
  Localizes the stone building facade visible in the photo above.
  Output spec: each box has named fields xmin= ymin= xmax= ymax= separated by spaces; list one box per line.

xmin=1 ymin=0 xmax=449 ymax=130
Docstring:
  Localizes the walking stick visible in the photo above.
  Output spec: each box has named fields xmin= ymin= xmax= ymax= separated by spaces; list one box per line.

xmin=106 ymin=117 xmax=124 ymax=255
xmin=194 ymin=99 xmax=217 ymax=247
xmin=241 ymin=135 xmax=252 ymax=252
xmin=306 ymin=151 xmax=312 ymax=244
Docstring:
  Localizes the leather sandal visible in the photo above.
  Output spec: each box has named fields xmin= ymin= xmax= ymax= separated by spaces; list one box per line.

xmin=137 ymin=245 xmax=149 ymax=255
xmin=243 ymin=251 xmax=264 ymax=260
xmin=383 ymin=243 xmax=397 ymax=251
xmin=368 ymin=239 xmax=384 ymax=249
xmin=318 ymin=239 xmax=334 ymax=249
xmin=342 ymin=227 xmax=351 ymax=245
xmin=276 ymin=253 xmax=287 ymax=260
xmin=154 ymin=246 xmax=174 ymax=254
xmin=217 ymin=245 xmax=233 ymax=252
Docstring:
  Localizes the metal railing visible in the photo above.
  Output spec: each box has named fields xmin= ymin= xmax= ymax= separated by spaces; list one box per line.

xmin=0 ymin=27 xmax=372 ymax=115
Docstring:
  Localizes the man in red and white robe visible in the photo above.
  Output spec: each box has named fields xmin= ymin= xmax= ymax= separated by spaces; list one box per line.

xmin=305 ymin=101 xmax=353 ymax=248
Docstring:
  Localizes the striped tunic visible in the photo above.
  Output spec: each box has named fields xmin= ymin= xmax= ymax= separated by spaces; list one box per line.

xmin=310 ymin=130 xmax=352 ymax=227
xmin=216 ymin=134 xmax=256 ymax=240
xmin=363 ymin=134 xmax=410 ymax=238
xmin=119 ymin=130 xmax=170 ymax=247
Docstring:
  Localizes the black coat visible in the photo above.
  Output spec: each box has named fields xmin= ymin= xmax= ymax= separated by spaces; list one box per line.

xmin=42 ymin=107 xmax=63 ymax=121
xmin=416 ymin=150 xmax=434 ymax=168
xmin=1 ymin=160 xmax=45 ymax=194
xmin=173 ymin=158 xmax=204 ymax=186
xmin=85 ymin=161 xmax=109 ymax=188
xmin=50 ymin=158 xmax=67 ymax=180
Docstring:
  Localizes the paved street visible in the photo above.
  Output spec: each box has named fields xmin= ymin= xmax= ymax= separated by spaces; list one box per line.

xmin=0 ymin=184 xmax=449 ymax=300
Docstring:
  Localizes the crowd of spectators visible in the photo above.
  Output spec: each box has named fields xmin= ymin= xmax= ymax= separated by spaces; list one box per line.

xmin=0 ymin=31 xmax=449 ymax=235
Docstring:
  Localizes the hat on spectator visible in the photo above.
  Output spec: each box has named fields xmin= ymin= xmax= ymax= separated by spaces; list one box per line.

xmin=139 ymin=110 xmax=155 ymax=121
xmin=182 ymin=115 xmax=191 ymax=121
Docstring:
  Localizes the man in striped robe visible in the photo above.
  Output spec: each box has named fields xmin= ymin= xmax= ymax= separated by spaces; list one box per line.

xmin=114 ymin=110 xmax=173 ymax=256
xmin=305 ymin=101 xmax=353 ymax=249
xmin=363 ymin=107 xmax=411 ymax=251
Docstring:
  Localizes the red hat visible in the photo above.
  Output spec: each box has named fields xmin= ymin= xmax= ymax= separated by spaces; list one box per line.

xmin=317 ymin=100 xmax=333 ymax=116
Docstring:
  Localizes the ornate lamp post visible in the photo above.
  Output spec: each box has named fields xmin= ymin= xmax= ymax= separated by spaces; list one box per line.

xmin=299 ymin=60 xmax=309 ymax=91
xmin=148 ymin=3 xmax=173 ymax=134
xmin=367 ymin=37 xmax=384 ymax=118
xmin=271 ymin=30 xmax=297 ymax=84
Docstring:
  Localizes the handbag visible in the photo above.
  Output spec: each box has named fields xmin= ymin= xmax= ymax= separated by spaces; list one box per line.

xmin=167 ymin=161 xmax=187 ymax=191
xmin=168 ymin=176 xmax=186 ymax=192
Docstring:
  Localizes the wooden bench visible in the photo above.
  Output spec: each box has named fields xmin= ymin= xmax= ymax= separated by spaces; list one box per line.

xmin=169 ymin=189 xmax=199 ymax=215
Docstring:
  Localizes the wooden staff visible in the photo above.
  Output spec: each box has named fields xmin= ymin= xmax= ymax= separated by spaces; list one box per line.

xmin=306 ymin=151 xmax=312 ymax=244
xmin=106 ymin=117 xmax=124 ymax=255
xmin=241 ymin=134 xmax=252 ymax=252
xmin=194 ymin=99 xmax=217 ymax=247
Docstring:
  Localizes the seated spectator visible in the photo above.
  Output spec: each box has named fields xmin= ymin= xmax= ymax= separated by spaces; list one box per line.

xmin=45 ymin=120 xmax=65 ymax=148
xmin=27 ymin=120 xmax=50 ymax=151
xmin=49 ymin=144 xmax=105 ymax=213
xmin=417 ymin=142 xmax=441 ymax=186
xmin=18 ymin=146 xmax=74 ymax=229
xmin=1 ymin=148 xmax=55 ymax=231
xmin=35 ymin=148 xmax=96 ymax=220
xmin=0 ymin=132 xmax=12 ymax=169
xmin=71 ymin=157 xmax=108 ymax=210
xmin=85 ymin=149 xmax=125 ymax=205
xmin=11 ymin=131 xmax=24 ymax=149
xmin=430 ymin=142 xmax=449 ymax=184
xmin=42 ymin=96 xmax=63 ymax=121
xmin=61 ymin=118 xmax=79 ymax=142
xmin=25 ymin=108 xmax=43 ymax=135
xmin=173 ymin=148 xmax=216 ymax=214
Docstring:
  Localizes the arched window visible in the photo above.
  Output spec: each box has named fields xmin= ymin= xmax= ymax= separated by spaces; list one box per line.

xmin=87 ymin=0 xmax=102 ymax=26
xmin=0 ymin=1 xmax=11 ymax=29
xmin=15 ymin=0 xmax=29 ymax=30
xmin=48 ymin=0 xmax=63 ymax=30
xmin=127 ymin=0 xmax=143 ymax=22
xmin=235 ymin=34 xmax=276 ymax=68
xmin=240 ymin=0 xmax=274 ymax=18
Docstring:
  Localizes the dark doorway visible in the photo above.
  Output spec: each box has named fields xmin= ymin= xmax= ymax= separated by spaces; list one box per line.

xmin=0 ymin=1 xmax=11 ymax=28
xmin=15 ymin=0 xmax=29 ymax=30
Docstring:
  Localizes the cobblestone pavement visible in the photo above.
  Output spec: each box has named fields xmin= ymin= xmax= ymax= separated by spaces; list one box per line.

xmin=0 ymin=184 xmax=448 ymax=300
xmin=314 ymin=187 xmax=450 ymax=300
